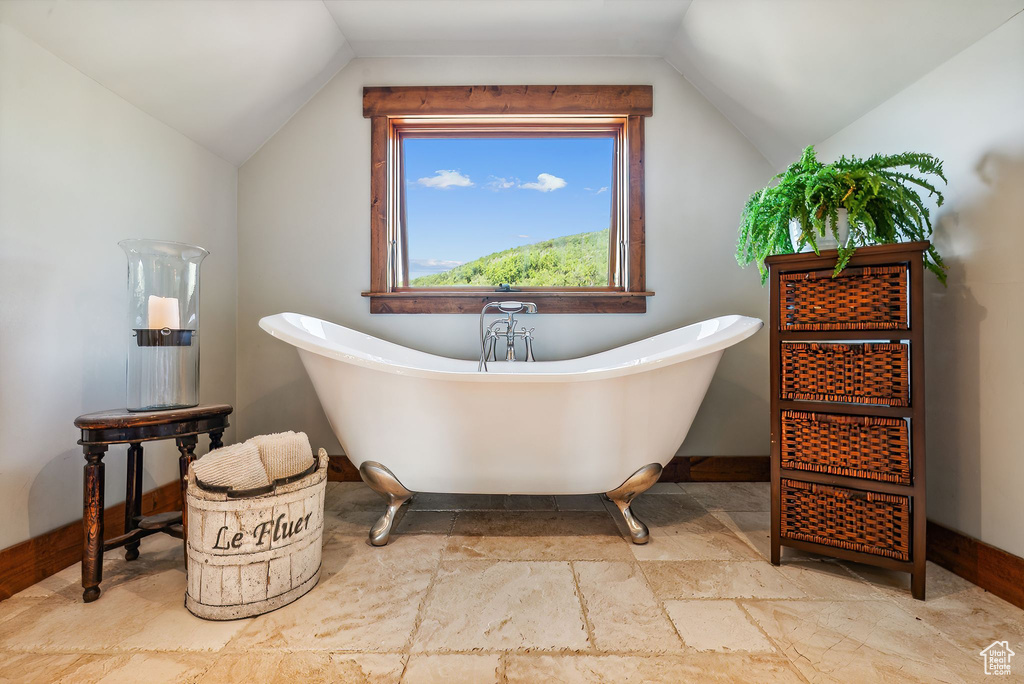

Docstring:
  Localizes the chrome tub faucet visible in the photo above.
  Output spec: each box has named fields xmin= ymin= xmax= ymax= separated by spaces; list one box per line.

xmin=478 ymin=301 xmax=538 ymax=371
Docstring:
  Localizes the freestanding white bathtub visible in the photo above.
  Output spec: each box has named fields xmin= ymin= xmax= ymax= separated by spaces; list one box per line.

xmin=259 ymin=312 xmax=762 ymax=545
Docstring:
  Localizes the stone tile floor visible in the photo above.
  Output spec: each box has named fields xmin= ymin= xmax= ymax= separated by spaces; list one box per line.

xmin=1 ymin=482 xmax=1022 ymax=682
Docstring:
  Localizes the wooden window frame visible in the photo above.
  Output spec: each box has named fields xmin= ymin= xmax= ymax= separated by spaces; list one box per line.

xmin=361 ymin=85 xmax=653 ymax=314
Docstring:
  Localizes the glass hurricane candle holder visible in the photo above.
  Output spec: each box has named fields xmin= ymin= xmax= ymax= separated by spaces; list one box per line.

xmin=119 ymin=239 xmax=209 ymax=411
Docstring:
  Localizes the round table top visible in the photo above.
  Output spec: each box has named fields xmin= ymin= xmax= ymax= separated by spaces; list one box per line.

xmin=74 ymin=404 xmax=233 ymax=430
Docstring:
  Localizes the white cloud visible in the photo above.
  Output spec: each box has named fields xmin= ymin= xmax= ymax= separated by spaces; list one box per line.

xmin=487 ymin=176 xmax=517 ymax=190
xmin=417 ymin=170 xmax=473 ymax=189
xmin=517 ymin=234 xmax=530 ymax=239
xmin=595 ymin=186 xmax=608 ymax=194
xmin=521 ymin=173 xmax=567 ymax=192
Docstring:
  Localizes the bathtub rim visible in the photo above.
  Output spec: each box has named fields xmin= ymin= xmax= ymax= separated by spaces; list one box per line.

xmin=259 ymin=311 xmax=762 ymax=384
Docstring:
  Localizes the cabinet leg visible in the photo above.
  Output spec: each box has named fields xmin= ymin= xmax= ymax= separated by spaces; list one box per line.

xmin=82 ymin=444 xmax=106 ymax=603
xmin=770 ymin=521 xmax=781 ymax=565
xmin=176 ymin=435 xmax=198 ymax=563
xmin=209 ymin=429 xmax=224 ymax=450
xmin=911 ymin=568 xmax=926 ymax=601
xmin=124 ymin=443 xmax=143 ymax=561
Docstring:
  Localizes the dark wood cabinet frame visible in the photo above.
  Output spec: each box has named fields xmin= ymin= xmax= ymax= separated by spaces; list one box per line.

xmin=766 ymin=242 xmax=928 ymax=600
xmin=361 ymin=85 xmax=654 ymax=314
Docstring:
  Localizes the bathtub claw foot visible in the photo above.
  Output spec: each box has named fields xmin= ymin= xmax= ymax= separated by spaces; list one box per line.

xmin=359 ymin=461 xmax=413 ymax=546
xmin=606 ymin=463 xmax=662 ymax=545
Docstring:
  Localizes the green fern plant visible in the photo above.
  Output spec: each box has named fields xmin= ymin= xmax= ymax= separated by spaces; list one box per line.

xmin=736 ymin=145 xmax=948 ymax=284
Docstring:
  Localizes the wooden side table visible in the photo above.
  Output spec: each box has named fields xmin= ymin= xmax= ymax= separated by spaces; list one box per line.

xmin=74 ymin=403 xmax=233 ymax=602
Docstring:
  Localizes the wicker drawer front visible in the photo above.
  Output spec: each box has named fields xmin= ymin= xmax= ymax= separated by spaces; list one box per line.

xmin=780 ymin=265 xmax=909 ymax=331
xmin=781 ymin=343 xmax=910 ymax=406
xmin=780 ymin=479 xmax=911 ymax=561
xmin=781 ymin=411 xmax=911 ymax=485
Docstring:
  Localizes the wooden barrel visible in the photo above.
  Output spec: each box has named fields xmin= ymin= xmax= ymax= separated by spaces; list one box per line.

xmin=184 ymin=450 xmax=328 ymax=620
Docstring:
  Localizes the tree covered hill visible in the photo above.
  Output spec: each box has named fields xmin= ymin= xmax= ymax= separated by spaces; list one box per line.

xmin=410 ymin=228 xmax=609 ymax=287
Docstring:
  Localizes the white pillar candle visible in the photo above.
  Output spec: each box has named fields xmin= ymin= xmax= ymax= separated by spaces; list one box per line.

xmin=147 ymin=295 xmax=180 ymax=329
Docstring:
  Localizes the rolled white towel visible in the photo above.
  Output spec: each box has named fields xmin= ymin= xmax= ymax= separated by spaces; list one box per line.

xmin=193 ymin=442 xmax=272 ymax=492
xmin=246 ymin=431 xmax=314 ymax=482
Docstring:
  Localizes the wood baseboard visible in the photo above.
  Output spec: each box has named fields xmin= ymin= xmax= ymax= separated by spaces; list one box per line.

xmin=326 ymin=454 xmax=771 ymax=483
xmin=926 ymin=520 xmax=1024 ymax=610
xmin=326 ymin=455 xmax=361 ymax=481
xmin=661 ymin=455 xmax=770 ymax=482
xmin=0 ymin=481 xmax=181 ymax=601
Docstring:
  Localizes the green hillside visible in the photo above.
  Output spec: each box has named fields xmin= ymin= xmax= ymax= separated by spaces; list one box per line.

xmin=410 ymin=228 xmax=609 ymax=287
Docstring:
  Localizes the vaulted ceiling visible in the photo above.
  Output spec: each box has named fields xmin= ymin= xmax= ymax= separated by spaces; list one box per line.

xmin=2 ymin=0 xmax=1021 ymax=166
xmin=663 ymin=0 xmax=1024 ymax=166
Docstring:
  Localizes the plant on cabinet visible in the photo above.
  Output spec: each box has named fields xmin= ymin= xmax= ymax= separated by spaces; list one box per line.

xmin=736 ymin=145 xmax=948 ymax=283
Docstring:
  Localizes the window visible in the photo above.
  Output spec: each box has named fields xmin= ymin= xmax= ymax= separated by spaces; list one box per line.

xmin=403 ymin=132 xmax=614 ymax=289
xmin=362 ymin=86 xmax=653 ymax=313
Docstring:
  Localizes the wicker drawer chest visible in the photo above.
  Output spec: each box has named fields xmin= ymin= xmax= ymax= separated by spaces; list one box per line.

xmin=767 ymin=241 xmax=928 ymax=600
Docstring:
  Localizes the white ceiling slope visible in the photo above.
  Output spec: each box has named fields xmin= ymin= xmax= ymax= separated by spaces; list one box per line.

xmin=1 ymin=0 xmax=1022 ymax=168
xmin=666 ymin=0 xmax=1024 ymax=167
xmin=321 ymin=0 xmax=691 ymax=57
xmin=0 ymin=0 xmax=355 ymax=165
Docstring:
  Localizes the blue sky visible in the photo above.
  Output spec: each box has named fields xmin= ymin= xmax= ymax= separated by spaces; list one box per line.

xmin=403 ymin=137 xmax=613 ymax=279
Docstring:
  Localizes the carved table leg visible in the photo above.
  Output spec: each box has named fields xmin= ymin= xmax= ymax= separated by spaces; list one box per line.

xmin=124 ymin=443 xmax=143 ymax=561
xmin=209 ymin=429 xmax=224 ymax=450
xmin=82 ymin=444 xmax=107 ymax=602
xmin=176 ymin=435 xmax=198 ymax=563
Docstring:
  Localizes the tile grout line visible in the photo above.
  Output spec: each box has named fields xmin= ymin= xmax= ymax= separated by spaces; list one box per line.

xmin=396 ymin=651 xmax=412 ymax=682
xmin=497 ymin=649 xmax=510 ymax=683
xmin=630 ymin=551 xmax=690 ymax=651
xmin=443 ymin=510 xmax=458 ymax=536
xmin=187 ymin=649 xmax=230 ymax=683
xmin=399 ymin=512 xmax=458 ymax=656
xmin=708 ymin=509 xmax=774 ymax=559
xmin=567 ymin=560 xmax=599 ymax=653
xmin=732 ymin=598 xmax=797 ymax=661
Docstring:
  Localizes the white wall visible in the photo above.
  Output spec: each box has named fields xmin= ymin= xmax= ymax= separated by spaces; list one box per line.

xmin=817 ymin=13 xmax=1024 ymax=557
xmin=237 ymin=56 xmax=774 ymax=457
xmin=0 ymin=24 xmax=238 ymax=549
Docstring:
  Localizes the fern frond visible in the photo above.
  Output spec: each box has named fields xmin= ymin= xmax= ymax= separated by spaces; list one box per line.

xmin=736 ymin=145 xmax=949 ymax=285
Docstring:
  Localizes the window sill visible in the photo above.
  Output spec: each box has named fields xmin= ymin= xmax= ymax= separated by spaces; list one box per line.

xmin=361 ymin=290 xmax=654 ymax=314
